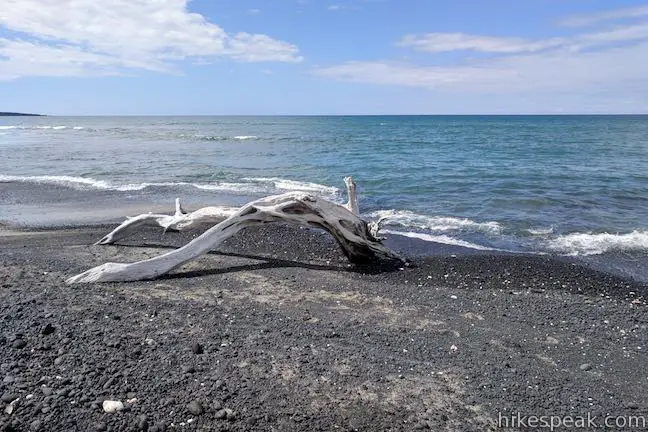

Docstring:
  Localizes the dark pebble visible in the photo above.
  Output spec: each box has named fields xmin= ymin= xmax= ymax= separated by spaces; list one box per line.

xmin=137 ymin=415 xmax=149 ymax=431
xmin=191 ymin=343 xmax=204 ymax=354
xmin=187 ymin=400 xmax=203 ymax=415
xmin=150 ymin=423 xmax=166 ymax=432
xmin=1 ymin=392 xmax=19 ymax=403
xmin=95 ymin=422 xmax=107 ymax=431
xmin=40 ymin=324 xmax=56 ymax=336
xmin=183 ymin=366 xmax=196 ymax=374
xmin=12 ymin=340 xmax=27 ymax=349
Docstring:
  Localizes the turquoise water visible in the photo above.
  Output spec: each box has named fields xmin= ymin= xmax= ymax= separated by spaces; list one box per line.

xmin=1 ymin=115 xmax=647 ymax=279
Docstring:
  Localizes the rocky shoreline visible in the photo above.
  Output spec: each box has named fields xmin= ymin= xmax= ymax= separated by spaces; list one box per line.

xmin=1 ymin=224 xmax=647 ymax=431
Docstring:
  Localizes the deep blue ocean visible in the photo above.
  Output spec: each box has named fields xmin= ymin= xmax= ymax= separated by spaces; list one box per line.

xmin=1 ymin=115 xmax=647 ymax=281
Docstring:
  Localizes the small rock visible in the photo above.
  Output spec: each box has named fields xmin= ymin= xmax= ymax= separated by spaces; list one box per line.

xmin=12 ymin=340 xmax=27 ymax=349
xmin=40 ymin=324 xmax=55 ymax=336
xmin=4 ymin=398 xmax=19 ymax=415
xmin=54 ymin=357 xmax=65 ymax=366
xmin=29 ymin=420 xmax=42 ymax=431
xmin=102 ymin=377 xmax=115 ymax=389
xmin=149 ymin=423 xmax=166 ymax=432
xmin=1 ymin=393 xmax=19 ymax=403
xmin=95 ymin=422 xmax=107 ymax=431
xmin=187 ymin=400 xmax=203 ymax=415
xmin=41 ymin=387 xmax=52 ymax=397
xmin=183 ymin=366 xmax=196 ymax=374
xmin=226 ymin=409 xmax=236 ymax=421
xmin=579 ymin=363 xmax=592 ymax=371
xmin=191 ymin=343 xmax=204 ymax=354
xmin=213 ymin=400 xmax=222 ymax=410
xmin=137 ymin=414 xmax=149 ymax=431
xmin=127 ymin=392 xmax=137 ymax=399
xmin=626 ymin=402 xmax=640 ymax=409
xmin=102 ymin=400 xmax=125 ymax=413
xmin=215 ymin=409 xmax=228 ymax=420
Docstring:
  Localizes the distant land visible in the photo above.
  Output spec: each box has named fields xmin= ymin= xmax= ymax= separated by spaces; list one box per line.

xmin=0 ymin=112 xmax=43 ymax=116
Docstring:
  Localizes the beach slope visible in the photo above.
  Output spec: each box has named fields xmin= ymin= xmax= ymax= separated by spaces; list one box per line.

xmin=1 ymin=224 xmax=647 ymax=431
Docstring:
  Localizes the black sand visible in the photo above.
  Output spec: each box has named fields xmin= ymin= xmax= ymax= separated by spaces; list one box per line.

xmin=1 ymin=224 xmax=647 ymax=431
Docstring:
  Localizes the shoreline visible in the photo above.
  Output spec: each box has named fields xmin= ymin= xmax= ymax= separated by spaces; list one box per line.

xmin=1 ymin=223 xmax=647 ymax=430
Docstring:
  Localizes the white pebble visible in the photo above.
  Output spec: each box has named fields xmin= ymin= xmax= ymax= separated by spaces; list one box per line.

xmin=102 ymin=400 xmax=124 ymax=413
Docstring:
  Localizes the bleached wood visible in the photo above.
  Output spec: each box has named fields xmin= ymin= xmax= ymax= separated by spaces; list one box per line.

xmin=67 ymin=192 xmax=402 ymax=284
xmin=344 ymin=176 xmax=359 ymax=215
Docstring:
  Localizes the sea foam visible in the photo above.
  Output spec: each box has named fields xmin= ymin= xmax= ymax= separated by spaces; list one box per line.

xmin=547 ymin=230 xmax=648 ymax=255
xmin=0 ymin=174 xmax=340 ymax=198
xmin=382 ymin=229 xmax=497 ymax=251
xmin=243 ymin=177 xmax=340 ymax=197
xmin=368 ymin=209 xmax=502 ymax=234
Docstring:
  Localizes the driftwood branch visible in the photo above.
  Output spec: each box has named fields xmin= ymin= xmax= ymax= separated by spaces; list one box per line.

xmin=67 ymin=178 xmax=402 ymax=284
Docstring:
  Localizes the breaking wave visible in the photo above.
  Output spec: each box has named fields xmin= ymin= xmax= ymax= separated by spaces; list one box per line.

xmin=0 ymin=125 xmax=84 ymax=131
xmin=242 ymin=177 xmax=340 ymax=197
xmin=0 ymin=175 xmax=340 ymax=198
xmin=546 ymin=230 xmax=648 ymax=256
xmin=368 ymin=209 xmax=502 ymax=234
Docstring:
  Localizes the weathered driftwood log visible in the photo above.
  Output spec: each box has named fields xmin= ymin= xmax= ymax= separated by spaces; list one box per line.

xmin=66 ymin=179 xmax=402 ymax=284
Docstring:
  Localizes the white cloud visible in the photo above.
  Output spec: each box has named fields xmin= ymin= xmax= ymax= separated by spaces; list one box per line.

xmin=0 ymin=0 xmax=301 ymax=79
xmin=397 ymin=21 xmax=648 ymax=54
xmin=248 ymin=8 xmax=261 ymax=14
xmin=397 ymin=33 xmax=565 ymax=53
xmin=314 ymin=42 xmax=648 ymax=95
xmin=314 ymin=4 xmax=648 ymax=110
xmin=328 ymin=5 xmax=341 ymax=10
xmin=559 ymin=4 xmax=648 ymax=27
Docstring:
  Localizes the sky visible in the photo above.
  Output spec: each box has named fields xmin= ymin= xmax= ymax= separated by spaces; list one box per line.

xmin=1 ymin=0 xmax=648 ymax=115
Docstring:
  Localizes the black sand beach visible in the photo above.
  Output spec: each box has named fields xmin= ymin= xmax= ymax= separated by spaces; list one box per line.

xmin=1 ymin=223 xmax=647 ymax=431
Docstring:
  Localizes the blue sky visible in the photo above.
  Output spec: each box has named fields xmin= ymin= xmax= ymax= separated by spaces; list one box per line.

xmin=1 ymin=0 xmax=648 ymax=115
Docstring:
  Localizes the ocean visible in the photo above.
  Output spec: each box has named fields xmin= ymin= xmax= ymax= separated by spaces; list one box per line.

xmin=1 ymin=115 xmax=647 ymax=281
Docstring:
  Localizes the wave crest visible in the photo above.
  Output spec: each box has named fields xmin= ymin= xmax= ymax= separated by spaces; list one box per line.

xmin=368 ymin=209 xmax=502 ymax=234
xmin=0 ymin=174 xmax=340 ymax=198
xmin=547 ymin=230 xmax=648 ymax=255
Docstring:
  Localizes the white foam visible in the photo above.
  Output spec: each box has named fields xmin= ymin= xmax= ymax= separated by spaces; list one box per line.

xmin=243 ymin=177 xmax=340 ymax=197
xmin=0 ymin=174 xmax=338 ymax=197
xmin=192 ymin=182 xmax=268 ymax=194
xmin=383 ymin=229 xmax=497 ymax=251
xmin=0 ymin=126 xmax=17 ymax=130
xmin=368 ymin=209 xmax=502 ymax=234
xmin=233 ymin=135 xmax=258 ymax=140
xmin=0 ymin=175 xmax=118 ymax=190
xmin=547 ymin=230 xmax=648 ymax=256
xmin=73 ymin=126 xmax=84 ymax=130
xmin=527 ymin=227 xmax=554 ymax=235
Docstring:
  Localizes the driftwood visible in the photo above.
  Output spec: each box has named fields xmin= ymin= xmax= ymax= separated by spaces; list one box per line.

xmin=66 ymin=177 xmax=402 ymax=284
